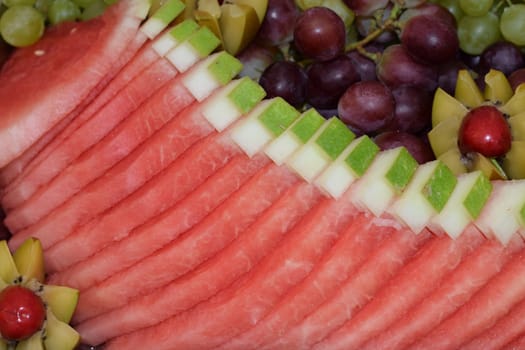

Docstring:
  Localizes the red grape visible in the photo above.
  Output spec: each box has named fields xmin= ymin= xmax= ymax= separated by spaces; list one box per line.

xmin=374 ymin=131 xmax=435 ymax=164
xmin=346 ymin=44 xmax=382 ymax=81
xmin=305 ymin=55 xmax=360 ymax=109
xmin=479 ymin=41 xmax=525 ymax=76
xmin=508 ymin=68 xmax=525 ymax=91
xmin=343 ymin=0 xmax=389 ymax=16
xmin=401 ymin=15 xmax=459 ymax=64
xmin=259 ymin=60 xmax=308 ymax=108
xmin=458 ymin=105 xmax=512 ymax=158
xmin=376 ymin=44 xmax=438 ymax=91
xmin=256 ymin=0 xmax=299 ymax=47
xmin=293 ymin=7 xmax=346 ymax=62
xmin=399 ymin=3 xmax=457 ymax=29
xmin=389 ymin=85 xmax=432 ymax=134
xmin=338 ymin=80 xmax=395 ymax=135
xmin=0 ymin=285 xmax=46 ymax=341
xmin=437 ymin=60 xmax=469 ymax=95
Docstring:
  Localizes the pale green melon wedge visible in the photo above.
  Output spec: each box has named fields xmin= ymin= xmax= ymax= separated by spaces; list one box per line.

xmin=166 ymin=26 xmax=221 ymax=72
xmin=141 ymin=0 xmax=186 ymax=39
xmin=153 ymin=19 xmax=200 ymax=57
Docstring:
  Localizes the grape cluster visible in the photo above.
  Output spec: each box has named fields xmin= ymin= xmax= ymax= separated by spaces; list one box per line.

xmin=237 ymin=0 xmax=525 ymax=164
xmin=0 ymin=0 xmax=111 ymax=47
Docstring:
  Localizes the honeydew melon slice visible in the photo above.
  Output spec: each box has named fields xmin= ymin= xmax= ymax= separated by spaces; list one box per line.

xmin=0 ymin=240 xmax=18 ymax=285
xmin=316 ymin=135 xmax=379 ymax=199
xmin=43 ymin=311 xmax=80 ymax=350
xmin=351 ymin=147 xmax=418 ymax=217
xmin=286 ymin=117 xmax=355 ymax=182
xmin=166 ymin=26 xmax=221 ymax=72
xmin=12 ymin=237 xmax=45 ymax=284
xmin=475 ymin=180 xmax=525 ymax=245
xmin=389 ymin=160 xmax=457 ymax=234
xmin=264 ymin=109 xmax=325 ymax=165
xmin=230 ymin=97 xmax=300 ymax=157
xmin=152 ymin=19 xmax=200 ymax=56
xmin=201 ymin=76 xmax=266 ymax=131
xmin=428 ymin=171 xmax=492 ymax=239
xmin=140 ymin=0 xmax=185 ymax=39
xmin=181 ymin=51 xmax=242 ymax=101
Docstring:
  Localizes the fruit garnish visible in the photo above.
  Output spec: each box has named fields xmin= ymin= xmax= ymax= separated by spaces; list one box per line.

xmin=428 ymin=68 xmax=525 ymax=180
xmin=0 ymin=238 xmax=80 ymax=349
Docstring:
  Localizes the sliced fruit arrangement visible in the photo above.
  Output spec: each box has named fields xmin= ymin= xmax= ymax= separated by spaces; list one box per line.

xmin=429 ymin=68 xmax=525 ymax=180
xmin=0 ymin=238 xmax=79 ymax=349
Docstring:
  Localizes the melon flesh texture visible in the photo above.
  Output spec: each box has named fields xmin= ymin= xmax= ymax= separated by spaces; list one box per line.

xmin=6 ymin=72 xmax=198 ymax=250
xmin=266 ymin=226 xmax=432 ymax=350
xmin=46 ymin=131 xmax=244 ymax=279
xmin=0 ymin=0 xmax=149 ymax=169
xmin=1 ymin=41 xmax=178 ymax=211
xmin=312 ymin=227 xmax=485 ymax=350
xmin=219 ymin=212 xmax=397 ymax=350
xmin=75 ymin=180 xmax=323 ymax=345
xmin=5 ymin=66 xmax=194 ymax=236
xmin=73 ymin=162 xmax=299 ymax=325
xmin=364 ymin=233 xmax=524 ymax=350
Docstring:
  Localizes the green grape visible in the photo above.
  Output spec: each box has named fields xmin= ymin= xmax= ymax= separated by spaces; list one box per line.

xmin=500 ymin=4 xmax=525 ymax=46
xmin=0 ymin=5 xmax=44 ymax=47
xmin=34 ymin=0 xmax=50 ymax=15
xmin=79 ymin=0 xmax=105 ymax=20
xmin=458 ymin=12 xmax=501 ymax=55
xmin=3 ymin=0 xmax=36 ymax=7
xmin=459 ymin=0 xmax=493 ymax=17
xmin=295 ymin=0 xmax=354 ymax=28
xmin=48 ymin=0 xmax=81 ymax=24
xmin=437 ymin=0 xmax=464 ymax=23
xmin=71 ymin=0 xmax=95 ymax=9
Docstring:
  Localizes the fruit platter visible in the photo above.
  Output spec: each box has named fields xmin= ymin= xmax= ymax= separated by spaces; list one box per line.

xmin=2 ymin=0 xmax=525 ymax=349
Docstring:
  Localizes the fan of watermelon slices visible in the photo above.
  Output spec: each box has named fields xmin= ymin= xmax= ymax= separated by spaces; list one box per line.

xmin=2 ymin=1 xmax=525 ymax=349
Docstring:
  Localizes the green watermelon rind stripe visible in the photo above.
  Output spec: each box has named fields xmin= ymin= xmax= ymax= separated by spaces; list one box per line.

xmin=258 ymin=98 xmax=300 ymax=137
xmin=188 ymin=27 xmax=221 ymax=57
xmin=386 ymin=148 xmax=418 ymax=193
xmin=228 ymin=78 xmax=266 ymax=114
xmin=208 ymin=53 xmax=243 ymax=85
xmin=423 ymin=162 xmax=457 ymax=212
xmin=463 ymin=174 xmax=492 ymax=219
xmin=291 ymin=110 xmax=325 ymax=144
xmin=344 ymin=136 xmax=379 ymax=177
xmin=315 ymin=118 xmax=355 ymax=160
xmin=151 ymin=0 xmax=185 ymax=24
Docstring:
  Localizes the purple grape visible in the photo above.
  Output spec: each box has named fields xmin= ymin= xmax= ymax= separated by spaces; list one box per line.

xmin=389 ymin=85 xmax=432 ymax=134
xmin=401 ymin=15 xmax=459 ymax=65
xmin=437 ymin=60 xmax=469 ymax=95
xmin=355 ymin=5 xmax=397 ymax=45
xmin=376 ymin=44 xmax=438 ymax=91
xmin=479 ymin=41 xmax=525 ymax=76
xmin=374 ymin=131 xmax=435 ymax=164
xmin=343 ymin=0 xmax=389 ymax=16
xmin=346 ymin=44 xmax=382 ymax=81
xmin=293 ymin=7 xmax=346 ymax=62
xmin=459 ymin=51 xmax=481 ymax=71
xmin=259 ymin=60 xmax=308 ymax=108
xmin=256 ymin=0 xmax=299 ymax=47
xmin=509 ymin=68 xmax=525 ymax=91
xmin=305 ymin=55 xmax=360 ymax=109
xmin=338 ymin=80 xmax=395 ymax=135
xmin=399 ymin=3 xmax=457 ymax=29
xmin=236 ymin=42 xmax=279 ymax=81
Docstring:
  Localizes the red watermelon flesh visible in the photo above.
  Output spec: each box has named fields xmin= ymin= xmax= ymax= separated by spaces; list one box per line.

xmin=75 ymin=180 xmax=323 ymax=345
xmin=46 ymin=131 xmax=244 ymax=278
xmin=1 ymin=51 xmax=179 ymax=212
xmin=73 ymin=162 xmax=299 ymax=325
xmin=5 ymin=67 xmax=193 ymax=236
xmin=0 ymin=0 xmax=149 ymax=168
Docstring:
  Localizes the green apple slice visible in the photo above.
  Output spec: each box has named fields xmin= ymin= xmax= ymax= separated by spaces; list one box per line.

xmin=286 ymin=117 xmax=355 ymax=182
xmin=165 ymin=26 xmax=221 ymax=72
xmin=201 ymin=77 xmax=266 ymax=132
xmin=264 ymin=109 xmax=325 ymax=165
xmin=12 ymin=237 xmax=45 ymax=284
xmin=43 ymin=311 xmax=80 ymax=350
xmin=350 ymin=147 xmax=418 ymax=217
xmin=15 ymin=331 xmax=44 ymax=350
xmin=475 ymin=181 xmax=525 ymax=245
xmin=316 ymin=135 xmax=379 ymax=199
xmin=140 ymin=0 xmax=185 ymax=39
xmin=181 ymin=51 xmax=242 ymax=101
xmin=152 ymin=20 xmax=200 ymax=57
xmin=0 ymin=240 xmax=18 ymax=285
xmin=41 ymin=285 xmax=79 ymax=324
xmin=230 ymin=97 xmax=300 ymax=157
xmin=389 ymin=160 xmax=457 ymax=234
xmin=428 ymin=171 xmax=492 ymax=239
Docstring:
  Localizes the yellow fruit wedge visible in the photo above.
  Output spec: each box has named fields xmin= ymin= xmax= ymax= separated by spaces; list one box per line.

xmin=231 ymin=0 xmax=268 ymax=24
xmin=13 ymin=237 xmax=45 ymax=283
xmin=484 ymin=69 xmax=513 ymax=105
xmin=0 ymin=339 xmax=6 ymax=350
xmin=15 ymin=331 xmax=44 ymax=350
xmin=503 ymin=141 xmax=525 ymax=179
xmin=455 ymin=70 xmax=484 ymax=109
xmin=219 ymin=3 xmax=259 ymax=55
xmin=428 ymin=115 xmax=462 ymax=157
xmin=431 ymin=87 xmax=469 ymax=127
xmin=180 ymin=0 xmax=197 ymax=20
xmin=471 ymin=153 xmax=507 ymax=180
xmin=0 ymin=240 xmax=19 ymax=285
xmin=501 ymin=84 xmax=525 ymax=116
xmin=438 ymin=147 xmax=467 ymax=175
xmin=508 ymin=111 xmax=525 ymax=141
xmin=43 ymin=311 xmax=80 ymax=350
xmin=194 ymin=8 xmax=223 ymax=45
xmin=42 ymin=285 xmax=79 ymax=324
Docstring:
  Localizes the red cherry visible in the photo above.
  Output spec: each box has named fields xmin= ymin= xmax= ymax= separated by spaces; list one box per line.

xmin=458 ymin=105 xmax=512 ymax=158
xmin=0 ymin=285 xmax=46 ymax=341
